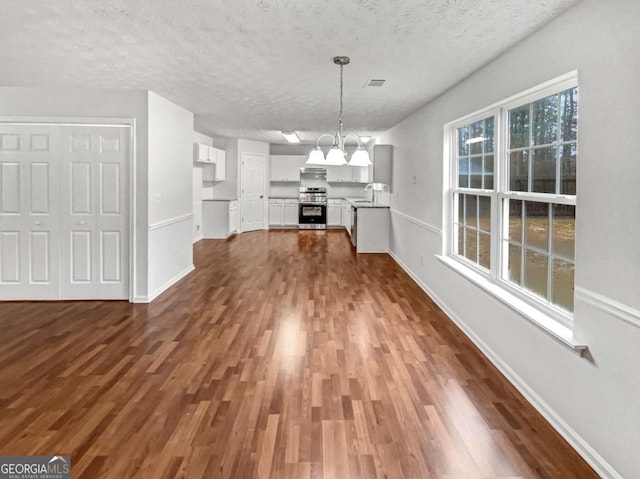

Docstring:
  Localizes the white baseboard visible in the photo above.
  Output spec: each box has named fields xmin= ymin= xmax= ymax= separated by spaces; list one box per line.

xmin=134 ymin=264 xmax=195 ymax=303
xmin=388 ymin=250 xmax=622 ymax=479
xmin=193 ymin=235 xmax=203 ymax=244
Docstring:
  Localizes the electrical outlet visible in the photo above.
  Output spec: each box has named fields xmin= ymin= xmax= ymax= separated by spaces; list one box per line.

xmin=197 ymin=225 xmax=200 ymax=231
xmin=413 ymin=175 xmax=417 ymax=185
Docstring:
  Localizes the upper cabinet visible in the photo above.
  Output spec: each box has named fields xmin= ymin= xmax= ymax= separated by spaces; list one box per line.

xmin=372 ymin=145 xmax=393 ymax=187
xmin=270 ymin=155 xmax=307 ymax=182
xmin=195 ymin=143 xmax=226 ymax=181
xmin=327 ymin=165 xmax=371 ymax=183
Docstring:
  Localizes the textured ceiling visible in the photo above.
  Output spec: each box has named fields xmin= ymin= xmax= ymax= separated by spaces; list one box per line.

xmin=1 ymin=0 xmax=579 ymax=143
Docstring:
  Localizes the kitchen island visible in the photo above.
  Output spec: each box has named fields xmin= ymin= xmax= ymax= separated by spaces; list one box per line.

xmin=344 ymin=198 xmax=390 ymax=253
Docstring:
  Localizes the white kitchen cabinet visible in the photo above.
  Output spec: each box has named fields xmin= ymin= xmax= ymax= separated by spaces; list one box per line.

xmin=326 ymin=165 xmax=371 ymax=183
xmin=269 ymin=199 xmax=284 ymax=226
xmin=195 ymin=143 xmax=210 ymax=162
xmin=229 ymin=200 xmax=238 ymax=234
xmin=353 ymin=206 xmax=389 ymax=253
xmin=283 ymin=200 xmax=299 ymax=226
xmin=202 ymin=200 xmax=238 ymax=238
xmin=352 ymin=165 xmax=371 ymax=183
xmin=328 ymin=200 xmax=342 ymax=226
xmin=270 ymin=155 xmax=306 ymax=182
xmin=372 ymin=144 xmax=393 ymax=186
xmin=215 ymin=149 xmax=226 ymax=180
xmin=342 ymin=200 xmax=352 ymax=233
xmin=196 ymin=143 xmax=226 ymax=181
xmin=269 ymin=198 xmax=298 ymax=227
xmin=326 ymin=165 xmax=352 ymax=183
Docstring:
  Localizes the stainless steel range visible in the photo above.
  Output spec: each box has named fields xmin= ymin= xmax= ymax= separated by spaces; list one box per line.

xmin=298 ymin=187 xmax=327 ymax=230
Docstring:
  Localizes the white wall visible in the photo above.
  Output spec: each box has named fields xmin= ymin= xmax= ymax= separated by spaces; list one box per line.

xmin=378 ymin=1 xmax=640 ymax=477
xmin=0 ymin=87 xmax=150 ymax=299
xmin=147 ymin=91 xmax=194 ymax=299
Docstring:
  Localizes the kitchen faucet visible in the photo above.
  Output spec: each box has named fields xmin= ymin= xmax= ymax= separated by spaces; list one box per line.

xmin=364 ymin=183 xmax=375 ymax=203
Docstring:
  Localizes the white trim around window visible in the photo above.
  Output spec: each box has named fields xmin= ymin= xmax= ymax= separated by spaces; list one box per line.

xmin=442 ymin=71 xmax=580 ymax=345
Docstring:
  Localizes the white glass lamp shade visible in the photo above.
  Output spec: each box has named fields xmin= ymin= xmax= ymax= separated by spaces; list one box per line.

xmin=348 ymin=147 xmax=372 ymax=166
xmin=306 ymin=147 xmax=325 ymax=165
xmin=325 ymin=146 xmax=347 ymax=165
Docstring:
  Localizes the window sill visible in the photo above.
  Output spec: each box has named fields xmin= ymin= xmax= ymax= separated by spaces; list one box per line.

xmin=435 ymin=255 xmax=587 ymax=356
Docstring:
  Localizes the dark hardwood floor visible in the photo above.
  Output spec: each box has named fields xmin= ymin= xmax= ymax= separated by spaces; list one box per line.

xmin=0 ymin=230 xmax=597 ymax=478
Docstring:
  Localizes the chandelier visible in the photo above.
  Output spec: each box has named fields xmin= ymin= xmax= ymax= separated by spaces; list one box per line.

xmin=306 ymin=56 xmax=372 ymax=167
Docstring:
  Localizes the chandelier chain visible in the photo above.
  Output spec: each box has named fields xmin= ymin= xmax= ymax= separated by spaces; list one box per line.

xmin=339 ymin=63 xmax=344 ymax=139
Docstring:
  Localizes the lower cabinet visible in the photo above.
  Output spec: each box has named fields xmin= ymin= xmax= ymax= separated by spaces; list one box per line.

xmin=229 ymin=201 xmax=238 ymax=234
xmin=202 ymin=200 xmax=238 ymax=238
xmin=268 ymin=199 xmax=284 ymax=226
xmin=269 ymin=198 xmax=298 ymax=227
xmin=342 ymin=200 xmax=352 ymax=234
xmin=328 ymin=200 xmax=342 ymax=226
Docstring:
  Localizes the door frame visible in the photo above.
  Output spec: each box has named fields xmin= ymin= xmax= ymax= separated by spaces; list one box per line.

xmin=0 ymin=116 xmax=137 ymax=302
xmin=239 ymin=152 xmax=268 ymax=233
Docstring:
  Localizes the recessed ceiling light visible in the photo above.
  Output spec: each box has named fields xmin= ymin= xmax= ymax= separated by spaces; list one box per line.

xmin=360 ymin=136 xmax=371 ymax=143
xmin=282 ymin=131 xmax=300 ymax=143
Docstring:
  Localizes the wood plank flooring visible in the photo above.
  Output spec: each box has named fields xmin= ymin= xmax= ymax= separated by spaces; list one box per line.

xmin=0 ymin=230 xmax=597 ymax=478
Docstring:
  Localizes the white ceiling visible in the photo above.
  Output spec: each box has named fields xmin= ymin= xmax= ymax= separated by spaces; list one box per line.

xmin=1 ymin=0 xmax=579 ymax=144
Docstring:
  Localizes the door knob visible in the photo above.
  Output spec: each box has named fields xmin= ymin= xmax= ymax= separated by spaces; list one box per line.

xmin=260 ymin=195 xmax=264 ymax=199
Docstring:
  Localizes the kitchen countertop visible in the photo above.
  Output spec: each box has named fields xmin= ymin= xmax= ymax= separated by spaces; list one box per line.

xmin=344 ymin=198 xmax=390 ymax=208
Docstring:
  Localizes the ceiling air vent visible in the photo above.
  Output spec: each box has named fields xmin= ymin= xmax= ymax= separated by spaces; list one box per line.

xmin=366 ymin=79 xmax=386 ymax=87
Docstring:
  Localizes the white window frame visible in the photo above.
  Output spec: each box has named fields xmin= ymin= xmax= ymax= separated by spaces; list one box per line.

xmin=442 ymin=72 xmax=578 ymax=331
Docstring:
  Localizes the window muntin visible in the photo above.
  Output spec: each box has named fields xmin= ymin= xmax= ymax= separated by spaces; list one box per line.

xmin=448 ymin=79 xmax=577 ymax=318
xmin=457 ymin=117 xmax=495 ymax=190
xmin=503 ymin=200 xmax=576 ymax=313
xmin=507 ymin=87 xmax=578 ymax=196
xmin=454 ymin=193 xmax=491 ymax=270
xmin=453 ymin=115 xmax=495 ymax=271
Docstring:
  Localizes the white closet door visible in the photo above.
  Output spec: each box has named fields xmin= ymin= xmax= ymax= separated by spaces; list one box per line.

xmin=0 ymin=125 xmax=60 ymax=300
xmin=59 ymin=126 xmax=129 ymax=300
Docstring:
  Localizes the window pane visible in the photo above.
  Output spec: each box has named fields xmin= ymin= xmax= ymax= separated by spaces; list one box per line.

xmin=560 ymin=87 xmax=578 ymax=142
xmin=509 ymin=104 xmax=530 ymax=149
xmin=479 ymin=233 xmax=490 ymax=269
xmin=483 ymin=155 xmax=494 ymax=189
xmin=470 ymin=157 xmax=482 ymax=188
xmin=508 ymin=200 xmax=523 ymax=243
xmin=532 ymin=94 xmax=558 ymax=145
xmin=484 ymin=117 xmax=495 ymax=153
xmin=552 ymin=204 xmax=575 ymax=260
xmin=524 ymin=249 xmax=548 ymax=300
xmin=509 ymin=150 xmax=529 ymax=191
xmin=560 ymin=144 xmax=577 ymax=195
xmin=464 ymin=227 xmax=477 ymax=263
xmin=508 ymin=243 xmax=522 ymax=286
xmin=458 ymin=225 xmax=464 ymax=256
xmin=552 ymin=258 xmax=575 ymax=313
xmin=525 ymin=202 xmax=549 ymax=251
xmin=465 ymin=195 xmax=477 ymax=228
xmin=479 ymin=196 xmax=491 ymax=233
xmin=532 ymin=147 xmax=557 ymax=194
xmin=458 ymin=157 xmax=469 ymax=187
xmin=469 ymin=120 xmax=484 ymax=155
xmin=458 ymin=126 xmax=469 ymax=156
xmin=457 ymin=194 xmax=464 ymax=224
